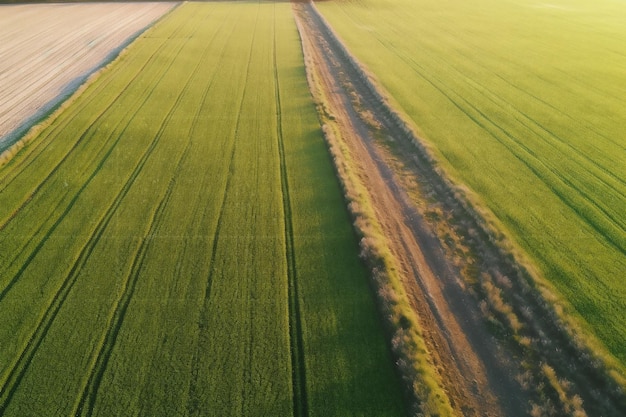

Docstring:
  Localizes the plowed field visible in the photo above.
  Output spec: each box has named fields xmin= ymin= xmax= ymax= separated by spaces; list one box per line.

xmin=0 ymin=2 xmax=174 ymax=151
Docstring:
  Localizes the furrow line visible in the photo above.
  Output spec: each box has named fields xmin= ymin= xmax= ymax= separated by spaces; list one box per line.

xmin=238 ymin=6 xmax=262 ymax=415
xmin=273 ymin=8 xmax=308 ymax=417
xmin=187 ymin=113 xmax=234 ymax=416
xmin=187 ymin=10 xmax=258 ymax=414
xmin=184 ymin=14 xmax=241 ymax=417
xmin=0 ymin=28 xmax=189 ymax=296
xmin=75 ymin=180 xmax=174 ymax=417
xmin=74 ymin=17 xmax=217 ymax=416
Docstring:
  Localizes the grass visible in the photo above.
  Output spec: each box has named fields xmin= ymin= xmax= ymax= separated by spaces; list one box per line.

xmin=0 ymin=2 xmax=405 ymax=416
xmin=316 ymin=0 xmax=626 ymax=371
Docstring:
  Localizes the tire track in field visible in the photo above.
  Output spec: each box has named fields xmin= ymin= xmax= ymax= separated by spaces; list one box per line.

xmin=72 ymin=15 xmax=217 ymax=417
xmin=0 ymin=12 xmax=196 ymax=412
xmin=74 ymin=179 xmax=175 ymax=417
xmin=0 ymin=10 xmax=187 ymax=217
xmin=183 ymin=14 xmax=242 ymax=417
xmin=371 ymin=33 xmax=626 ymax=255
xmin=0 ymin=17 xmax=190 ymax=298
xmin=237 ymin=9 xmax=262 ymax=416
xmin=273 ymin=8 xmax=308 ymax=417
xmin=186 ymin=8 xmax=260 ymax=416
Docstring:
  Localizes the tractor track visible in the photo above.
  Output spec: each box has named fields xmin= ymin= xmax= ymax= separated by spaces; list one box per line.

xmin=274 ymin=8 xmax=309 ymax=416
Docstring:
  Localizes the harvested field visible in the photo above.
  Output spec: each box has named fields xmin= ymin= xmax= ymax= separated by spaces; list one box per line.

xmin=0 ymin=2 xmax=175 ymax=151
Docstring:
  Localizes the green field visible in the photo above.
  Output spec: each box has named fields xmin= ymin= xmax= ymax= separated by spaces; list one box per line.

xmin=0 ymin=3 xmax=405 ymax=416
xmin=316 ymin=0 xmax=626 ymax=365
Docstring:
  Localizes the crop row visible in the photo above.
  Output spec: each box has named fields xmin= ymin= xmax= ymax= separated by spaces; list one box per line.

xmin=0 ymin=3 xmax=404 ymax=416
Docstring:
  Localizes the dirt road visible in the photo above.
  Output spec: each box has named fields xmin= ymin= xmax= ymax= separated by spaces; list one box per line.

xmin=293 ymin=1 xmax=626 ymax=416
xmin=0 ymin=2 xmax=175 ymax=152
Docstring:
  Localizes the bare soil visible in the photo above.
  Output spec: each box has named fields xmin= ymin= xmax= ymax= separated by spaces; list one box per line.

xmin=0 ymin=2 xmax=175 ymax=151
xmin=294 ymin=1 xmax=626 ymax=416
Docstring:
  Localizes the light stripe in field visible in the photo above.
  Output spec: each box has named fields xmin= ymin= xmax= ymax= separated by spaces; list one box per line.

xmin=182 ymin=17 xmax=239 ymax=412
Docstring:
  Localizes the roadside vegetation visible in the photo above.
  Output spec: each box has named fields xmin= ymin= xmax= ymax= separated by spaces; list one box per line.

xmin=316 ymin=0 xmax=626 ymax=379
xmin=293 ymin=5 xmax=458 ymax=414
xmin=0 ymin=3 xmax=405 ymax=416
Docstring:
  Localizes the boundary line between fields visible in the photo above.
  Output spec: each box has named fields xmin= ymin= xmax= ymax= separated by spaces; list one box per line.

xmin=274 ymin=6 xmax=308 ymax=417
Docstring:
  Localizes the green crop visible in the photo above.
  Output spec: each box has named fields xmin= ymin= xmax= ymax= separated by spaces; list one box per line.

xmin=316 ymin=0 xmax=626 ymax=368
xmin=0 ymin=3 xmax=405 ymax=416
